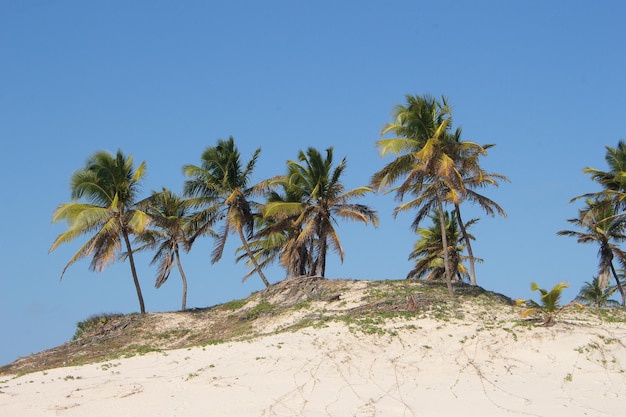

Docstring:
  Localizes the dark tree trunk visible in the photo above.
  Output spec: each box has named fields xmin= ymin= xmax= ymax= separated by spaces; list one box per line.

xmin=174 ymin=247 xmax=188 ymax=311
xmin=436 ymin=191 xmax=454 ymax=296
xmin=122 ymin=229 xmax=146 ymax=314
xmin=455 ymin=205 xmax=477 ymax=286
xmin=238 ymin=228 xmax=270 ymax=287
xmin=609 ymin=261 xmax=626 ymax=306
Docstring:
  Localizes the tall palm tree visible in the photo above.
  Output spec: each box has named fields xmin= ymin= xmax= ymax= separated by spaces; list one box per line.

xmin=407 ymin=210 xmax=479 ymax=282
xmin=372 ymin=94 xmax=485 ymax=295
xmin=134 ymin=188 xmax=200 ymax=311
xmin=263 ymin=147 xmax=378 ymax=277
xmin=557 ymin=198 xmax=626 ymax=305
xmin=183 ymin=137 xmax=271 ymax=287
xmin=50 ymin=149 xmax=149 ymax=313
xmin=448 ymin=131 xmax=508 ymax=285
xmin=392 ymin=133 xmax=507 ymax=286
xmin=574 ymin=277 xmax=619 ymax=308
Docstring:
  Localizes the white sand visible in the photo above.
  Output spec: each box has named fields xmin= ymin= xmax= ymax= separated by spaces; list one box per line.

xmin=1 ymin=317 xmax=625 ymax=417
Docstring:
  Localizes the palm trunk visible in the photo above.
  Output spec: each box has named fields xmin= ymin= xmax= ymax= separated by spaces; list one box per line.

xmin=436 ymin=190 xmax=454 ymax=296
xmin=174 ymin=248 xmax=188 ymax=311
xmin=317 ymin=237 xmax=327 ymax=277
xmin=122 ymin=229 xmax=146 ymax=314
xmin=454 ymin=204 xmax=476 ymax=286
xmin=598 ymin=247 xmax=612 ymax=292
xmin=238 ymin=228 xmax=270 ymax=287
xmin=609 ymin=261 xmax=626 ymax=306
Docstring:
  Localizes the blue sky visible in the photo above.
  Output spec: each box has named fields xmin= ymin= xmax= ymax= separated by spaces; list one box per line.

xmin=1 ymin=1 xmax=625 ymax=366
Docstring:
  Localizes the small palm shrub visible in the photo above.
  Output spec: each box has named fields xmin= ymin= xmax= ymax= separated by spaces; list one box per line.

xmin=516 ymin=282 xmax=583 ymax=326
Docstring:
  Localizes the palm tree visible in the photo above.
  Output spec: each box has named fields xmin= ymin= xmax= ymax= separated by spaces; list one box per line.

xmin=239 ymin=181 xmax=308 ymax=279
xmin=263 ymin=147 xmax=378 ymax=277
xmin=372 ymin=94 xmax=486 ymax=295
xmin=183 ymin=137 xmax=271 ymax=287
xmin=50 ymin=150 xmax=149 ymax=313
xmin=574 ymin=277 xmax=619 ymax=308
xmin=134 ymin=188 xmax=200 ymax=311
xmin=516 ymin=282 xmax=582 ymax=326
xmin=582 ymin=140 xmax=626 ymax=206
xmin=447 ymin=131 xmax=508 ymax=285
xmin=557 ymin=198 xmax=626 ymax=305
xmin=407 ymin=210 xmax=479 ymax=282
xmin=392 ymin=132 xmax=508 ymax=287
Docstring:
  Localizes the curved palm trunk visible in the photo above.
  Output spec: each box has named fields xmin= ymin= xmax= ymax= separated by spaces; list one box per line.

xmin=598 ymin=247 xmax=612 ymax=292
xmin=238 ymin=228 xmax=270 ymax=287
xmin=436 ymin=190 xmax=454 ymax=296
xmin=454 ymin=205 xmax=476 ymax=286
xmin=609 ymin=261 xmax=626 ymax=306
xmin=174 ymin=248 xmax=188 ymax=311
xmin=122 ymin=229 xmax=146 ymax=314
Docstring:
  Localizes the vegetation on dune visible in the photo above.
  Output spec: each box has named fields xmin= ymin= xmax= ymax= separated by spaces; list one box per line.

xmin=516 ymin=282 xmax=583 ymax=326
xmin=3 ymin=277 xmax=624 ymax=377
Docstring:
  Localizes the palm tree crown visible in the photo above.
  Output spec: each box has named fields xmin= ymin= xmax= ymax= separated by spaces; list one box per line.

xmin=263 ymin=147 xmax=378 ymax=277
xmin=183 ymin=137 xmax=271 ymax=287
xmin=50 ymin=149 xmax=149 ymax=313
xmin=134 ymin=188 xmax=200 ymax=310
xmin=558 ymin=197 xmax=626 ymax=305
xmin=407 ymin=210 xmax=479 ymax=282
xmin=372 ymin=94 xmax=487 ymax=295
xmin=574 ymin=277 xmax=620 ymax=308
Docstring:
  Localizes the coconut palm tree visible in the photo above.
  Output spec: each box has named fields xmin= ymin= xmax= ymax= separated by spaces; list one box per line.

xmin=393 ymin=131 xmax=508 ymax=286
xmin=133 ymin=188 xmax=201 ymax=311
xmin=581 ymin=140 xmax=626 ymax=206
xmin=407 ymin=210 xmax=480 ymax=282
xmin=557 ymin=198 xmax=626 ymax=305
xmin=446 ymin=130 xmax=508 ymax=285
xmin=238 ymin=180 xmax=308 ymax=279
xmin=263 ymin=147 xmax=378 ymax=277
xmin=371 ymin=94 xmax=486 ymax=295
xmin=574 ymin=277 xmax=619 ymax=308
xmin=183 ymin=137 xmax=271 ymax=287
xmin=50 ymin=149 xmax=149 ymax=313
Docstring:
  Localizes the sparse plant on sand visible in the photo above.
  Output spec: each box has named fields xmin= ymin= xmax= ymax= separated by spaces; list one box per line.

xmin=515 ymin=282 xmax=583 ymax=326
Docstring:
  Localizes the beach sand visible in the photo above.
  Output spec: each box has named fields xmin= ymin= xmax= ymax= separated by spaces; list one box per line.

xmin=2 ymin=315 xmax=625 ymax=417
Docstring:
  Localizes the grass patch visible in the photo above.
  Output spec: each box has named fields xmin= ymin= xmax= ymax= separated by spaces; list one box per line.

xmin=72 ymin=313 xmax=124 ymax=340
xmin=243 ymin=301 xmax=275 ymax=320
xmin=220 ymin=299 xmax=247 ymax=311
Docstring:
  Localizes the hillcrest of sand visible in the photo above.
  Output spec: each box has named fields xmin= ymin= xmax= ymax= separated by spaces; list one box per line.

xmin=1 ymin=278 xmax=625 ymax=416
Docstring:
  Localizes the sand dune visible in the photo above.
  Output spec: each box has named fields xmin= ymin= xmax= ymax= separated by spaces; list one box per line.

xmin=2 ymin=316 xmax=625 ymax=416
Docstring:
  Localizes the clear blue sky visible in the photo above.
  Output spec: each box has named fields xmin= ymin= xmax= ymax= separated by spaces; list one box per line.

xmin=1 ymin=1 xmax=624 ymax=366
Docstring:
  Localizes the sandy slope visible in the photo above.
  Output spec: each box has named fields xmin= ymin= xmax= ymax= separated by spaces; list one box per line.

xmin=2 ymin=316 xmax=625 ymax=417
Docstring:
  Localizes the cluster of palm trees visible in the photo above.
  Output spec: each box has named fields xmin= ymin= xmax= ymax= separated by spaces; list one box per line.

xmin=50 ymin=93 xmax=508 ymax=312
xmin=371 ymin=94 xmax=508 ymax=295
xmin=558 ymin=141 xmax=626 ymax=307
xmin=50 ymin=138 xmax=379 ymax=312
